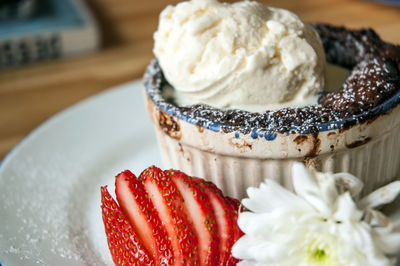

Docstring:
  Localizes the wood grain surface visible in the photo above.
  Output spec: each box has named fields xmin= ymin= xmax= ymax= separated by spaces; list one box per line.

xmin=1 ymin=0 xmax=399 ymax=161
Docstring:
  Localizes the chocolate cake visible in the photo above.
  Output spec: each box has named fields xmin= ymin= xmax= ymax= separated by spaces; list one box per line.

xmin=145 ymin=23 xmax=400 ymax=135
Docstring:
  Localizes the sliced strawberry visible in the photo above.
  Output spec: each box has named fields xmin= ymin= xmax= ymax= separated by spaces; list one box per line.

xmin=166 ymin=170 xmax=220 ymax=266
xmin=115 ymin=170 xmax=173 ymax=265
xmin=224 ymin=197 xmax=243 ymax=265
xmin=196 ymin=180 xmax=242 ymax=265
xmin=101 ymin=186 xmax=154 ymax=265
xmin=226 ymin=197 xmax=243 ymax=242
xmin=102 ymin=166 xmax=243 ymax=266
xmin=140 ymin=166 xmax=199 ymax=265
xmin=224 ymin=197 xmax=243 ymax=266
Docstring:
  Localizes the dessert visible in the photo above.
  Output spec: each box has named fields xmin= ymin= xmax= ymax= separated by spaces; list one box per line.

xmin=232 ymin=163 xmax=400 ymax=265
xmin=144 ymin=0 xmax=400 ymax=199
xmin=101 ymin=166 xmax=242 ymax=265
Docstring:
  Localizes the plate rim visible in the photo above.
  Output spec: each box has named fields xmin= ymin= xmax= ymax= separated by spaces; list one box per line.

xmin=0 ymin=80 xmax=142 ymax=172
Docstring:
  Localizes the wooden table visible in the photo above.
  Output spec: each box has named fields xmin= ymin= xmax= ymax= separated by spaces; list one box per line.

xmin=1 ymin=0 xmax=399 ymax=161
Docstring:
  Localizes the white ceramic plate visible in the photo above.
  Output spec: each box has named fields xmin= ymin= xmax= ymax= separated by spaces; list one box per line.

xmin=0 ymin=81 xmax=161 ymax=265
xmin=1 ymin=81 xmax=399 ymax=266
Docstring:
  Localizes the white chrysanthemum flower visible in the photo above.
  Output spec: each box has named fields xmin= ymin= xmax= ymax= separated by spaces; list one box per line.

xmin=232 ymin=163 xmax=400 ymax=266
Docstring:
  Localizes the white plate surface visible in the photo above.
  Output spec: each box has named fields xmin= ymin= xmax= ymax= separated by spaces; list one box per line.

xmin=0 ymin=81 xmax=161 ymax=265
xmin=1 ymin=81 xmax=399 ymax=265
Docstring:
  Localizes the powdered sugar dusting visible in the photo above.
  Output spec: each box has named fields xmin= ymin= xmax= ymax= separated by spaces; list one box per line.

xmin=321 ymin=57 xmax=399 ymax=115
xmin=0 ymin=148 xmax=111 ymax=265
xmin=0 ymin=81 xmax=160 ymax=265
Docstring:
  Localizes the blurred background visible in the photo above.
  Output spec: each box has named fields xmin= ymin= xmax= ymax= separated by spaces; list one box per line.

xmin=0 ymin=0 xmax=399 ymax=161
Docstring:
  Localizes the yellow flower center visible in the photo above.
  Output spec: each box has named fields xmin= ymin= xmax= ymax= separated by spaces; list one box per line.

xmin=312 ymin=249 xmax=327 ymax=261
xmin=303 ymin=232 xmax=341 ymax=266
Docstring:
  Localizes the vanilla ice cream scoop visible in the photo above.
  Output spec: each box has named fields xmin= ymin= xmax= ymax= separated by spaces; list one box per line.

xmin=153 ymin=0 xmax=326 ymax=112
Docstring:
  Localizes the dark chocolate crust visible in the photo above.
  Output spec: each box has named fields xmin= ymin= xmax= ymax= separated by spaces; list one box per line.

xmin=315 ymin=24 xmax=400 ymax=116
xmin=144 ymin=24 xmax=400 ymax=135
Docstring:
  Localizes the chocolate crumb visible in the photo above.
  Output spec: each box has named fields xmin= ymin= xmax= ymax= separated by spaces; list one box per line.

xmin=346 ymin=137 xmax=372 ymax=149
xmin=158 ymin=110 xmax=182 ymax=140
xmin=306 ymin=133 xmax=321 ymax=157
xmin=294 ymin=135 xmax=308 ymax=145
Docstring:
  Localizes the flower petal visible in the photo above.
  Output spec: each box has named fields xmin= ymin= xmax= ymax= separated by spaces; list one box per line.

xmin=364 ymin=209 xmax=391 ymax=227
xmin=332 ymin=172 xmax=364 ymax=197
xmin=292 ymin=163 xmax=330 ymax=214
xmin=232 ymin=235 xmax=287 ymax=262
xmin=316 ymin=171 xmax=339 ymax=208
xmin=237 ymin=212 xmax=272 ymax=236
xmin=358 ymin=181 xmax=400 ymax=210
xmin=333 ymin=192 xmax=363 ymax=223
xmin=373 ymin=228 xmax=400 ymax=255
xmin=242 ymin=179 xmax=310 ymax=213
xmin=237 ymin=260 xmax=260 ymax=266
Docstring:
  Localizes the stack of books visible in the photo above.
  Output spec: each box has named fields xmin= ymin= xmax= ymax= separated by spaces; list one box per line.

xmin=0 ymin=0 xmax=37 ymax=21
xmin=0 ymin=0 xmax=100 ymax=69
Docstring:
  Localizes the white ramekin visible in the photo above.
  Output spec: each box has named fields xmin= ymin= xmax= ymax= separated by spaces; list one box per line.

xmin=144 ymin=89 xmax=400 ymax=199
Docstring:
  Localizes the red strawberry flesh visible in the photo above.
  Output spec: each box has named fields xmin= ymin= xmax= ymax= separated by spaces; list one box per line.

xmin=101 ymin=186 xmax=154 ymax=265
xmin=201 ymin=181 xmax=242 ymax=265
xmin=140 ymin=166 xmax=199 ymax=265
xmin=167 ymin=170 xmax=220 ymax=266
xmin=115 ymin=170 xmax=173 ymax=265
